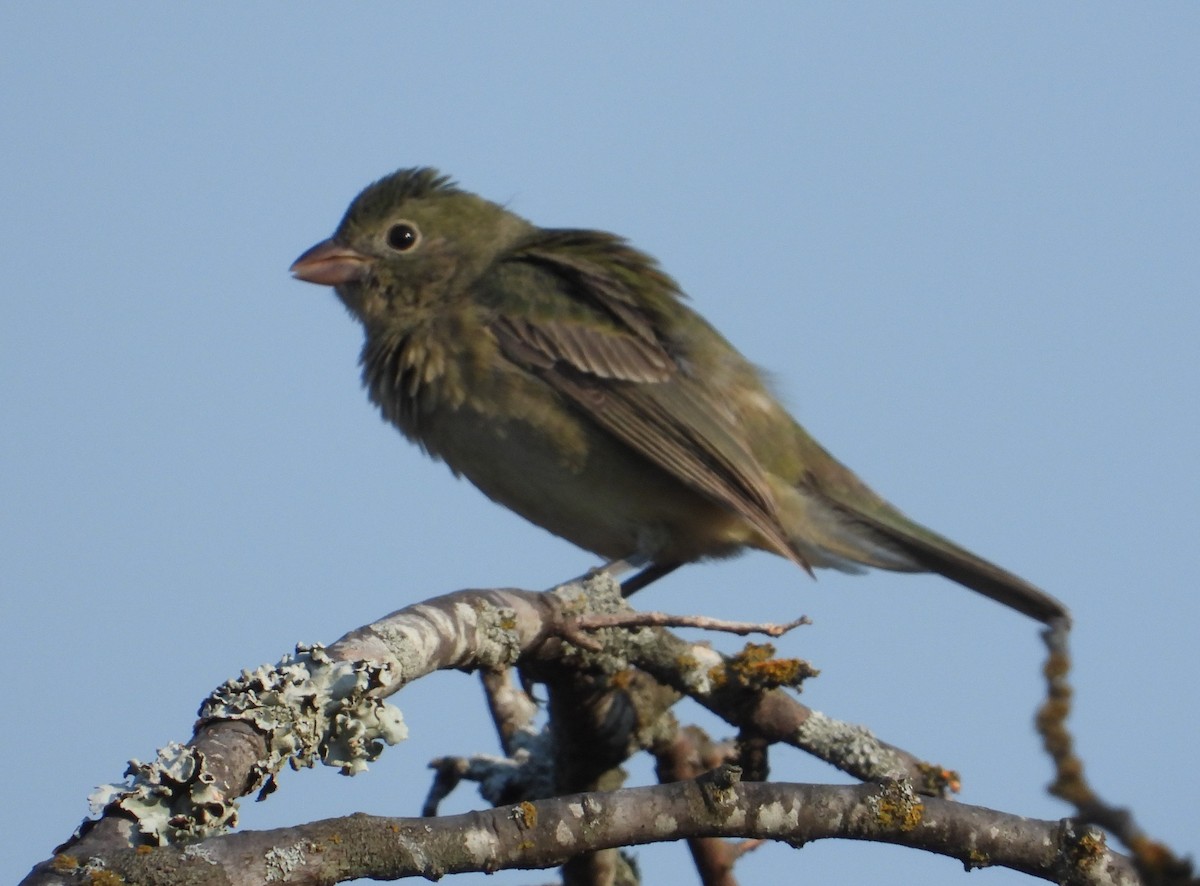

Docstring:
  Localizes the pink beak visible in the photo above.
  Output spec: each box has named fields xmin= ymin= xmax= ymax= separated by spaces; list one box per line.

xmin=290 ymin=239 xmax=371 ymax=286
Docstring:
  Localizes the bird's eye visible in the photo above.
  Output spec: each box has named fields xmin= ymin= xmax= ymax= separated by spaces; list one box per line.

xmin=386 ymin=221 xmax=421 ymax=252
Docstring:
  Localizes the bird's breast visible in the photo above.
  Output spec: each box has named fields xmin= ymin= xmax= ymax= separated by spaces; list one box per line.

xmin=407 ymin=372 xmax=758 ymax=564
xmin=362 ymin=320 xmax=761 ymax=563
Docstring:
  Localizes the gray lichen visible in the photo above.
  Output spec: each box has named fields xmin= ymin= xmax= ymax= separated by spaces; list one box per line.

xmin=200 ymin=643 xmax=408 ymax=777
xmin=470 ymin=601 xmax=525 ymax=669
xmin=87 ymin=740 xmax=233 ymax=843
xmin=796 ymin=710 xmax=907 ymax=780
xmin=551 ymin=574 xmax=660 ymax=673
xmin=87 ymin=643 xmax=407 ymax=844
xmin=553 ymin=573 xmax=626 ymax=616
xmin=263 ymin=842 xmax=310 ymax=881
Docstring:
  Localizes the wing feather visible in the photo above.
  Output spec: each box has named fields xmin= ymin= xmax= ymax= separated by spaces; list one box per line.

xmin=486 ymin=233 xmax=808 ymax=569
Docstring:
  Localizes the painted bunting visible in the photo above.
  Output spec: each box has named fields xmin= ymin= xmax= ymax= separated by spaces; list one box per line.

xmin=291 ymin=167 xmax=1068 ymax=624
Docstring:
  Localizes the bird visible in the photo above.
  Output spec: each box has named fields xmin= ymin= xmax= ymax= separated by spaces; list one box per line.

xmin=291 ymin=167 xmax=1068 ymax=624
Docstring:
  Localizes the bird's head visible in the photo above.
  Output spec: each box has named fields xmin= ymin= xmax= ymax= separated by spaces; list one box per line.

xmin=291 ymin=167 xmax=532 ymax=326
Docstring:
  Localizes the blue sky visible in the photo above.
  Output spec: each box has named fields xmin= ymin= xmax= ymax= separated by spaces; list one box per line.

xmin=3 ymin=5 xmax=1197 ymax=883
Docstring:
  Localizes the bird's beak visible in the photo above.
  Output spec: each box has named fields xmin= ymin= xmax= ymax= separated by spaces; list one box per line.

xmin=290 ymin=239 xmax=371 ymax=286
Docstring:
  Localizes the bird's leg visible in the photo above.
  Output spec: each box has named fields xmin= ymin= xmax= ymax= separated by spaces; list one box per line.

xmin=561 ymin=557 xmax=643 ymax=590
xmin=569 ymin=557 xmax=682 ymax=597
xmin=585 ymin=557 xmax=644 ymax=580
xmin=619 ymin=561 xmax=682 ymax=598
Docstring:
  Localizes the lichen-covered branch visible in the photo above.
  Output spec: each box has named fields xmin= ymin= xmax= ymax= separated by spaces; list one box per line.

xmin=623 ymin=612 xmax=958 ymax=794
xmin=25 ymin=573 xmax=1155 ymax=886
xmin=45 ymin=585 xmax=563 ymax=868
xmin=37 ymin=775 xmax=1140 ymax=886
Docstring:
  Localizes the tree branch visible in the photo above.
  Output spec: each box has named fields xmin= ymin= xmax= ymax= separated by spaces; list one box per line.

xmin=652 ymin=724 xmax=744 ymax=886
xmin=36 ymin=777 xmax=1140 ymax=886
xmin=22 ymin=574 xmax=1176 ymax=886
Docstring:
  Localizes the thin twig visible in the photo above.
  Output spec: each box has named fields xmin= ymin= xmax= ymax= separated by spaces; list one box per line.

xmin=479 ymin=668 xmax=539 ymax=757
xmin=422 ymin=757 xmax=468 ymax=816
xmin=1037 ymin=618 xmax=1195 ymax=885
xmin=561 ymin=611 xmax=810 ymax=650
xmin=730 ymin=839 xmax=765 ymax=860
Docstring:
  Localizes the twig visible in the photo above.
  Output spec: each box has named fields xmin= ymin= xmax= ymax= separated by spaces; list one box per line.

xmin=422 ymin=757 xmax=468 ymax=816
xmin=480 ymin=668 xmax=539 ymax=757
xmin=730 ymin=839 xmax=765 ymax=860
xmin=1037 ymin=618 xmax=1196 ymax=886
xmin=560 ymin=611 xmax=810 ymax=651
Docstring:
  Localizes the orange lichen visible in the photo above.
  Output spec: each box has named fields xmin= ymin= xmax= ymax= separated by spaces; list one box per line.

xmin=963 ymin=848 xmax=991 ymax=870
xmin=88 ymin=871 xmax=125 ymax=886
xmin=513 ymin=801 xmax=538 ymax=829
xmin=916 ymin=762 xmax=961 ymax=796
xmin=871 ymin=781 xmax=924 ymax=832
xmin=610 ymin=668 xmax=636 ymax=689
xmin=722 ymin=643 xmax=814 ymax=690
xmin=1060 ymin=826 xmax=1109 ymax=877
xmin=50 ymin=855 xmax=80 ymax=872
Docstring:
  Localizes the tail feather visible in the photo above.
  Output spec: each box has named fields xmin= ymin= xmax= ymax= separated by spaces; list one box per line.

xmin=776 ymin=474 xmax=1071 ymax=624
xmin=843 ymin=506 xmax=1070 ymax=625
xmin=768 ymin=425 xmax=1069 ymax=624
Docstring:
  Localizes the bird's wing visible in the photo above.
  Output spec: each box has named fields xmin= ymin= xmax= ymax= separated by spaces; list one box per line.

xmin=486 ymin=230 xmax=807 ymax=568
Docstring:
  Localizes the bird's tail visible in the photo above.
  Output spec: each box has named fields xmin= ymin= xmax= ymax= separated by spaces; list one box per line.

xmin=829 ymin=501 xmax=1070 ymax=625
xmin=770 ymin=430 xmax=1070 ymax=625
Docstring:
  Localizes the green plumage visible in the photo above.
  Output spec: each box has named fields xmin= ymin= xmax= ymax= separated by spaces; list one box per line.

xmin=292 ymin=167 xmax=1069 ymax=625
